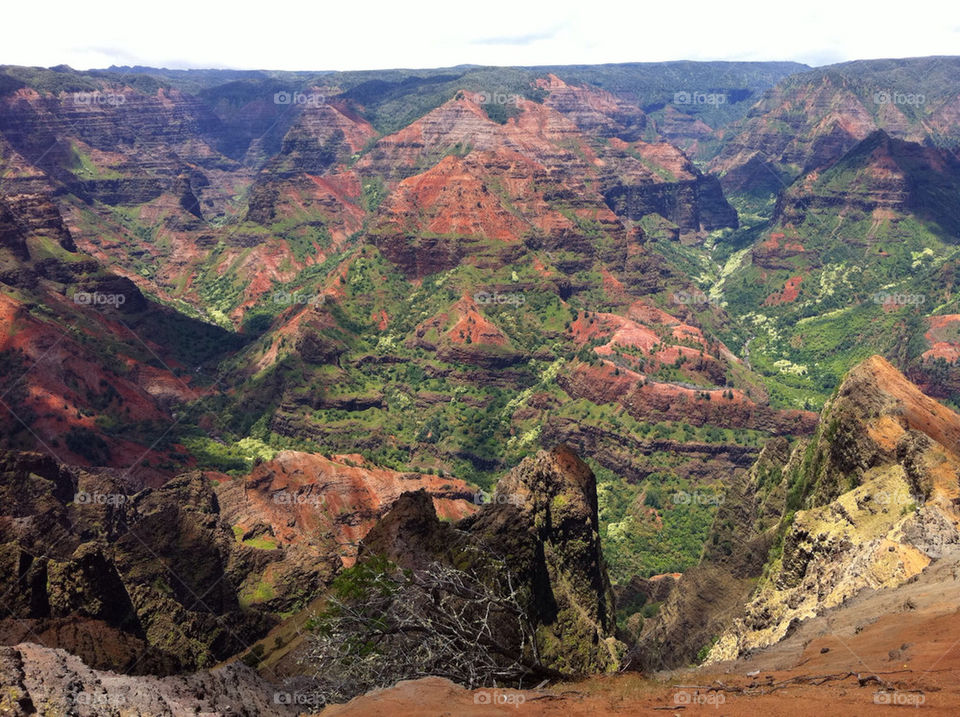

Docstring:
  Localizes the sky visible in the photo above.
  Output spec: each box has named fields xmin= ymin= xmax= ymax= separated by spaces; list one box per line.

xmin=5 ymin=0 xmax=960 ymax=71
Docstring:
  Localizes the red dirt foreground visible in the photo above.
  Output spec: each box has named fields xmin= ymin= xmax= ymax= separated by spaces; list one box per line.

xmin=315 ymin=606 xmax=960 ymax=715
xmin=316 ymin=502 xmax=960 ymax=715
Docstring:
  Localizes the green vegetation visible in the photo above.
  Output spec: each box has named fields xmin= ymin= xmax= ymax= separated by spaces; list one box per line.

xmin=181 ymin=436 xmax=276 ymax=474
xmin=5 ymin=58 xmax=960 ymax=621
xmin=594 ymin=460 xmax=725 ymax=582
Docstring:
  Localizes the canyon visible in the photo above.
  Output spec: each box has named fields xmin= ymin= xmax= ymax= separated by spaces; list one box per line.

xmin=0 ymin=56 xmax=958 ymax=714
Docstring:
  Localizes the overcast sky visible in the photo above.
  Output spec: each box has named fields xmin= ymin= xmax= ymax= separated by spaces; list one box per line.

xmin=6 ymin=0 xmax=960 ymax=71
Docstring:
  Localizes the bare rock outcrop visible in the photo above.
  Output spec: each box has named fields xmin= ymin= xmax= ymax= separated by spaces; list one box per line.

xmin=0 ymin=642 xmax=296 ymax=716
xmin=358 ymin=445 xmax=624 ymax=676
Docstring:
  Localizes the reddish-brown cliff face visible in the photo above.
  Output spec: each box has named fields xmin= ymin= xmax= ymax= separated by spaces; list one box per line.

xmin=773 ymin=130 xmax=960 ymax=229
xmin=567 ymin=301 xmax=736 ymax=389
xmin=923 ymin=315 xmax=960 ymax=365
xmin=375 ymin=152 xmax=544 ymax=241
xmin=369 ymin=144 xmax=625 ymax=277
xmin=359 ymin=88 xmax=735 ymax=260
xmin=835 ymin=354 xmax=960 ymax=458
xmin=0 ymin=288 xmax=203 ymax=486
xmin=536 ymin=73 xmax=647 ymax=140
xmin=708 ymin=75 xmax=885 ymax=190
xmin=214 ymin=450 xmax=478 ymax=567
xmin=560 ymin=360 xmax=817 ymax=434
xmin=408 ymin=294 xmax=523 ymax=368
xmin=357 ymin=91 xmax=589 ymax=178
xmin=708 ymin=68 xmax=960 ymax=193
xmin=0 ymin=84 xmax=380 ymax=317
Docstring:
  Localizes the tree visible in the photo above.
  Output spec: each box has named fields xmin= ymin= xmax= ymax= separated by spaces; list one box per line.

xmin=303 ymin=555 xmax=566 ymax=703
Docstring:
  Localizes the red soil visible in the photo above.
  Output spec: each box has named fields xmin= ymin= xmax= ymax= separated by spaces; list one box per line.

xmin=922 ymin=315 xmax=960 ymax=363
xmin=383 ymin=154 xmax=533 ymax=240
xmin=446 ymin=296 xmax=512 ymax=347
xmin=564 ymin=361 xmax=817 ymax=434
xmin=227 ymin=450 xmax=477 ymax=565
xmin=762 ymin=233 xmax=806 ymax=252
xmin=852 ymin=355 xmax=960 ymax=456
xmin=0 ymin=292 xmax=190 ymax=485
xmin=764 ymin=276 xmax=803 ymax=305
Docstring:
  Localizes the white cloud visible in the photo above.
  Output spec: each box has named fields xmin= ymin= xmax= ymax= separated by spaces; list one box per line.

xmin=5 ymin=0 xmax=959 ymax=71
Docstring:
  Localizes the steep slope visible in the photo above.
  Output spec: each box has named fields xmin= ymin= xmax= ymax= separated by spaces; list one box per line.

xmin=8 ymin=60 xmax=954 ymax=660
xmin=0 ymin=76 xmax=371 ymax=326
xmin=629 ymin=355 xmax=960 ymax=669
xmin=537 ymin=74 xmax=647 ymax=140
xmin=0 ymin=450 xmax=277 ymax=673
xmin=627 ymin=437 xmax=795 ymax=669
xmin=359 ymin=89 xmax=736 ymax=247
xmin=718 ymin=131 xmax=960 ymax=404
xmin=356 ymin=444 xmax=623 ymax=676
xmin=710 ymin=57 xmax=960 ymax=194
xmin=0 ymin=197 xmax=240 ymax=483
xmin=214 ymin=449 xmax=477 ymax=568
xmin=774 ymin=129 xmax=960 ymax=238
xmin=213 ymin=234 xmax=814 ymax=587
xmin=0 ymin=448 xmax=476 ymax=673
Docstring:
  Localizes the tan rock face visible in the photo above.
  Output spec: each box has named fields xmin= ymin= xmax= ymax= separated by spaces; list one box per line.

xmin=806 ymin=354 xmax=960 ymax=505
xmin=630 ymin=356 xmax=960 ymax=670
xmin=706 ymin=356 xmax=960 ymax=662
